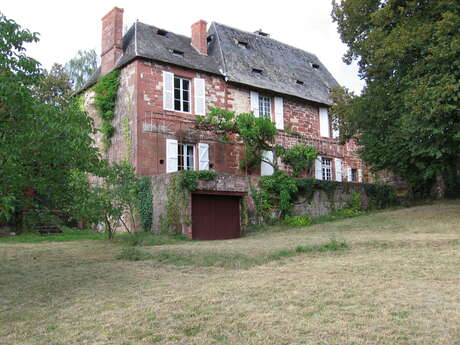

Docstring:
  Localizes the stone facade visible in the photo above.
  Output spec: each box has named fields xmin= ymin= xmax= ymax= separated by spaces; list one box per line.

xmin=85 ymin=58 xmax=366 ymax=179
xmin=150 ymin=173 xmax=367 ymax=236
xmin=83 ymin=7 xmax=370 ymax=237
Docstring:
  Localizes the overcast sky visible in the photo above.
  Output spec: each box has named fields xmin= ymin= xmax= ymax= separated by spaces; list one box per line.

xmin=2 ymin=0 xmax=365 ymax=94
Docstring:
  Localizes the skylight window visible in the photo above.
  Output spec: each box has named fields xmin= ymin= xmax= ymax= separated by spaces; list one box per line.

xmin=171 ymin=49 xmax=184 ymax=57
xmin=157 ymin=29 xmax=168 ymax=37
xmin=252 ymin=68 xmax=263 ymax=75
xmin=207 ymin=35 xmax=214 ymax=43
xmin=296 ymin=80 xmax=304 ymax=85
xmin=311 ymin=63 xmax=320 ymax=69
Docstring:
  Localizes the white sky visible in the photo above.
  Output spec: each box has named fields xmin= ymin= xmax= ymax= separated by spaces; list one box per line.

xmin=2 ymin=0 xmax=364 ymax=94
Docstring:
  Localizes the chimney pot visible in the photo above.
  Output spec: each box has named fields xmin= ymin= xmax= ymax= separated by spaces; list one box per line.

xmin=191 ymin=20 xmax=208 ymax=55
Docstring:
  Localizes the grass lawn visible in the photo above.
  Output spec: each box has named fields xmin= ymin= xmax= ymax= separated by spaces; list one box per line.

xmin=1 ymin=201 xmax=459 ymax=345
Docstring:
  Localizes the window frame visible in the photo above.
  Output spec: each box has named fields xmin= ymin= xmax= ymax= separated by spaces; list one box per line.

xmin=321 ymin=157 xmax=332 ymax=181
xmin=259 ymin=95 xmax=272 ymax=119
xmin=173 ymin=76 xmax=191 ymax=113
xmin=177 ymin=143 xmax=195 ymax=171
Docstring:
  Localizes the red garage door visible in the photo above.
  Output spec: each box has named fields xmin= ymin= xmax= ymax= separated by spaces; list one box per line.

xmin=192 ymin=194 xmax=241 ymax=240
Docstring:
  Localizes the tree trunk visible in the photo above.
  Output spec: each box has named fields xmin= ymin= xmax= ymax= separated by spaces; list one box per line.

xmin=430 ymin=172 xmax=445 ymax=199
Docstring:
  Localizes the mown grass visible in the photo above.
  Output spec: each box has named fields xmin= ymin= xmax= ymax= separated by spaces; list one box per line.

xmin=117 ymin=238 xmax=349 ymax=268
xmin=0 ymin=227 xmax=107 ymax=243
xmin=1 ymin=200 xmax=459 ymax=345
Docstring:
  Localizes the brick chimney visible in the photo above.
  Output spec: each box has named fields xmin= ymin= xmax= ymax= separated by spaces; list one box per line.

xmin=191 ymin=20 xmax=208 ymax=55
xmin=101 ymin=7 xmax=124 ymax=75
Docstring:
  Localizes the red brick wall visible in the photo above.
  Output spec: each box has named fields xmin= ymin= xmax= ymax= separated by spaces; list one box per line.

xmin=88 ymin=58 xmax=366 ymax=181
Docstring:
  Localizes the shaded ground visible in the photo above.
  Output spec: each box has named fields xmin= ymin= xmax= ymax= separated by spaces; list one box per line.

xmin=1 ymin=201 xmax=459 ymax=345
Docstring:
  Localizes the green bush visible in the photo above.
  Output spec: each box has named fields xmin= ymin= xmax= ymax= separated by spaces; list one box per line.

xmin=284 ymin=215 xmax=313 ymax=227
xmin=364 ymin=183 xmax=399 ymax=209
xmin=137 ymin=177 xmax=153 ymax=231
xmin=116 ymin=247 xmax=150 ymax=261
xmin=349 ymin=192 xmax=362 ymax=211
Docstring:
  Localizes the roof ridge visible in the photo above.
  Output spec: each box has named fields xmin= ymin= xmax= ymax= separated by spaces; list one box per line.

xmin=210 ymin=21 xmax=321 ymax=62
xmin=136 ymin=21 xmax=192 ymax=42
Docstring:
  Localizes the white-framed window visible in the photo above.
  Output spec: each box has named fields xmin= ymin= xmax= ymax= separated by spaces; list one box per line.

xmin=178 ymin=143 xmax=194 ymax=171
xmin=173 ymin=76 xmax=191 ymax=113
xmin=322 ymin=158 xmax=332 ymax=181
xmin=259 ymin=96 xmax=271 ymax=119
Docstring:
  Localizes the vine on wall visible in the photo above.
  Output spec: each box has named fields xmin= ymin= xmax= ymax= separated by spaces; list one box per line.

xmin=94 ymin=70 xmax=120 ymax=151
xmin=163 ymin=170 xmax=218 ymax=234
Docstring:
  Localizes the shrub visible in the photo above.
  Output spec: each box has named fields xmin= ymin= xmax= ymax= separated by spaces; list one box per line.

xmin=137 ymin=177 xmax=153 ymax=232
xmin=364 ymin=183 xmax=399 ymax=209
xmin=284 ymin=215 xmax=313 ymax=227
xmin=116 ymin=247 xmax=150 ymax=261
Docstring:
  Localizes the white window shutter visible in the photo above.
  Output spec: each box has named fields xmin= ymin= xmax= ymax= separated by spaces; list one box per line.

xmin=163 ymin=71 xmax=174 ymax=111
xmin=194 ymin=78 xmax=206 ymax=115
xmin=335 ymin=158 xmax=343 ymax=182
xmin=274 ymin=96 xmax=284 ymax=129
xmin=319 ymin=107 xmax=330 ymax=137
xmin=250 ymin=91 xmax=259 ymax=117
xmin=166 ymin=139 xmax=178 ymax=173
xmin=358 ymin=169 xmax=364 ymax=183
xmin=315 ymin=156 xmax=323 ymax=180
xmin=347 ymin=167 xmax=352 ymax=182
xmin=198 ymin=143 xmax=209 ymax=170
xmin=261 ymin=150 xmax=274 ymax=176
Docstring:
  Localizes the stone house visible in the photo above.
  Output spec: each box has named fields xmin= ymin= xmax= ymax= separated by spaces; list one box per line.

xmin=82 ymin=7 xmax=367 ymax=239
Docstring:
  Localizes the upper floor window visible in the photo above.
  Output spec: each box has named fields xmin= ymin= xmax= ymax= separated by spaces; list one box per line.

xmin=322 ymin=158 xmax=332 ymax=181
xmin=259 ymin=96 xmax=271 ymax=119
xmin=174 ymin=76 xmax=190 ymax=113
xmin=178 ymin=143 xmax=194 ymax=171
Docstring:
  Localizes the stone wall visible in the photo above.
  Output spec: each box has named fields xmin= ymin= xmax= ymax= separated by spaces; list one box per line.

xmin=150 ymin=172 xmax=367 ymax=236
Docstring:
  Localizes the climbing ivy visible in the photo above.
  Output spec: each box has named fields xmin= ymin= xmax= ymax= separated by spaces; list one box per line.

xmin=136 ymin=177 xmax=153 ymax=232
xmin=94 ymin=70 xmax=120 ymax=151
xmin=163 ymin=170 xmax=218 ymax=234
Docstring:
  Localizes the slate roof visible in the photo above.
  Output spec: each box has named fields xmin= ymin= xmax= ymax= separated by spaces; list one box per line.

xmin=81 ymin=20 xmax=339 ymax=105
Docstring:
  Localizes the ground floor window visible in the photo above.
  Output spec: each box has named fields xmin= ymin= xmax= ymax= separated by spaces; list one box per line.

xmin=322 ymin=158 xmax=332 ymax=181
xmin=178 ymin=143 xmax=194 ymax=170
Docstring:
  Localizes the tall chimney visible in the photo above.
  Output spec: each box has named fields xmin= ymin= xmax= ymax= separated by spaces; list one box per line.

xmin=191 ymin=20 xmax=208 ymax=55
xmin=101 ymin=7 xmax=124 ymax=75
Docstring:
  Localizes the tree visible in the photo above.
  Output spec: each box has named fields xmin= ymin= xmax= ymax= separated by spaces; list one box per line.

xmin=64 ymin=49 xmax=98 ymax=90
xmin=32 ymin=63 xmax=73 ymax=108
xmin=0 ymin=13 xmax=101 ymax=227
xmin=331 ymin=0 xmax=460 ymax=197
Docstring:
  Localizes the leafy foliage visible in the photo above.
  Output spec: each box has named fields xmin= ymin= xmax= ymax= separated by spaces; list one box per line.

xmin=196 ymin=107 xmax=277 ymax=170
xmin=363 ymin=183 xmax=399 ymax=209
xmin=284 ymin=215 xmax=313 ymax=227
xmin=0 ymin=13 xmax=102 ymax=227
xmin=163 ymin=171 xmax=218 ymax=234
xmin=94 ymin=69 xmax=120 ymax=151
xmin=32 ymin=63 xmax=72 ymax=108
xmin=279 ymin=144 xmax=318 ymax=177
xmin=137 ymin=177 xmax=153 ymax=232
xmin=331 ymin=0 xmax=460 ymax=196
xmin=64 ymin=49 xmax=98 ymax=90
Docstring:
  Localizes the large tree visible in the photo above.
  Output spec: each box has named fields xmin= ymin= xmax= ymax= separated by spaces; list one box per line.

xmin=0 ymin=13 xmax=101 ymax=226
xmin=331 ymin=0 xmax=460 ymax=197
xmin=64 ymin=49 xmax=98 ymax=90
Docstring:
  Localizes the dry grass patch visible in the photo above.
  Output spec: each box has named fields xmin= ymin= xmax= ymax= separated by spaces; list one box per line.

xmin=1 ymin=200 xmax=459 ymax=345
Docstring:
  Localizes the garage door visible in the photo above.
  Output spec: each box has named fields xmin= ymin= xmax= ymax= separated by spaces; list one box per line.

xmin=192 ymin=194 xmax=241 ymax=240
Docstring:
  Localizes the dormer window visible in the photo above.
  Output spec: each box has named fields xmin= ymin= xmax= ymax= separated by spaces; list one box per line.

xmin=236 ymin=39 xmax=249 ymax=49
xmin=311 ymin=63 xmax=320 ymax=69
xmin=252 ymin=68 xmax=263 ymax=75
xmin=296 ymin=80 xmax=304 ymax=85
xmin=157 ymin=29 xmax=168 ymax=37
xmin=171 ymin=49 xmax=184 ymax=57
xmin=207 ymin=35 xmax=214 ymax=43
